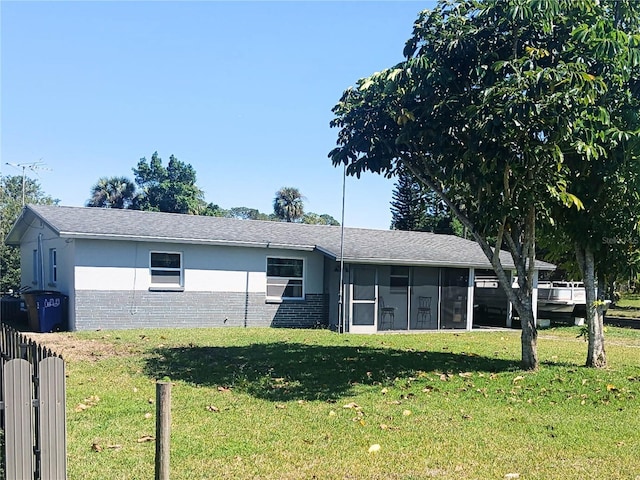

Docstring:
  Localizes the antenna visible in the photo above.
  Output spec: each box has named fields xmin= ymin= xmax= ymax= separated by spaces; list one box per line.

xmin=5 ymin=160 xmax=52 ymax=206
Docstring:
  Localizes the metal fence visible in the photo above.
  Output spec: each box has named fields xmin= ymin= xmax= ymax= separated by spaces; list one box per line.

xmin=0 ymin=323 xmax=67 ymax=480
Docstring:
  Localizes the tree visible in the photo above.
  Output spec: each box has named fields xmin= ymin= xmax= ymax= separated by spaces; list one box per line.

xmin=390 ymin=167 xmax=457 ymax=233
xmin=329 ymin=0 xmax=636 ymax=370
xmin=86 ymin=176 xmax=137 ymax=209
xmin=533 ymin=3 xmax=640 ymax=368
xmin=0 ymin=175 xmax=57 ymax=292
xmin=302 ymin=212 xmax=340 ymax=226
xmin=390 ymin=168 xmax=429 ymax=231
xmin=273 ymin=187 xmax=305 ymax=223
xmin=221 ymin=207 xmax=264 ymax=220
xmin=132 ymin=152 xmax=206 ymax=214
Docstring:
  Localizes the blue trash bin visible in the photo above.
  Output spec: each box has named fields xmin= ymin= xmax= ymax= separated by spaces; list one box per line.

xmin=22 ymin=291 xmax=68 ymax=332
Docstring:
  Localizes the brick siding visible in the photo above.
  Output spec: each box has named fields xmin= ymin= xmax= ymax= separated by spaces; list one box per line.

xmin=73 ymin=290 xmax=328 ymax=331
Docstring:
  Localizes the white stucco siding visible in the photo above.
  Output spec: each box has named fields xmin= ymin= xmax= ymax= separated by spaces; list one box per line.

xmin=18 ymin=224 xmax=72 ymax=292
xmin=73 ymin=240 xmax=325 ymax=294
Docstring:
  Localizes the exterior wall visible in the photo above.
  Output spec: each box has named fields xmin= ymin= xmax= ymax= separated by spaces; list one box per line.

xmin=69 ymin=239 xmax=327 ymax=331
xmin=74 ymin=291 xmax=327 ymax=330
xmin=73 ymin=240 xmax=324 ymax=293
xmin=18 ymin=224 xmax=73 ymax=293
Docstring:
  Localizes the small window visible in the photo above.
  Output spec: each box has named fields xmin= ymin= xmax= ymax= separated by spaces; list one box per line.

xmin=32 ymin=249 xmax=38 ymax=284
xmin=390 ymin=266 xmax=409 ymax=291
xmin=150 ymin=252 xmax=183 ymax=289
xmin=267 ymin=257 xmax=304 ymax=300
xmin=49 ymin=248 xmax=57 ymax=284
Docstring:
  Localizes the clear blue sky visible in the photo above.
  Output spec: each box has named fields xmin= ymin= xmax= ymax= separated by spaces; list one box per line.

xmin=1 ymin=1 xmax=434 ymax=230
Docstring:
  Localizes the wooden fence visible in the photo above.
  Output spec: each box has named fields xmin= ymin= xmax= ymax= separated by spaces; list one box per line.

xmin=0 ymin=323 xmax=66 ymax=480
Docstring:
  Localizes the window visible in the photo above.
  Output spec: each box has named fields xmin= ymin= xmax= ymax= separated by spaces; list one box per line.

xmin=390 ymin=266 xmax=409 ymax=291
xmin=49 ymin=248 xmax=57 ymax=285
xmin=266 ymin=257 xmax=304 ymax=300
xmin=32 ymin=249 xmax=38 ymax=284
xmin=150 ymin=252 xmax=183 ymax=289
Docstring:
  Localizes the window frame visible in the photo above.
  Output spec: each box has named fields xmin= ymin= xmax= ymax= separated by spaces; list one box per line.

xmin=266 ymin=256 xmax=305 ymax=301
xmin=390 ymin=266 xmax=409 ymax=292
xmin=149 ymin=251 xmax=184 ymax=291
xmin=48 ymin=248 xmax=57 ymax=286
xmin=32 ymin=249 xmax=38 ymax=285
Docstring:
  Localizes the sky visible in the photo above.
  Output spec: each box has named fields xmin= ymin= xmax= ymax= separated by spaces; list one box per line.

xmin=1 ymin=1 xmax=435 ymax=230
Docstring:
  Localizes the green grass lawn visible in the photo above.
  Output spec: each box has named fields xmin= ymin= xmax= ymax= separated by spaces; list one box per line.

xmin=54 ymin=327 xmax=640 ymax=480
xmin=607 ymin=293 xmax=640 ymax=318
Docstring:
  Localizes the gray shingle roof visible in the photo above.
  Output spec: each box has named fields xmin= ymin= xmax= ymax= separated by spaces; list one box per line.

xmin=7 ymin=204 xmax=554 ymax=270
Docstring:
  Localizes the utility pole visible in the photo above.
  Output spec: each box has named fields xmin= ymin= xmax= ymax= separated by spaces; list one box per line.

xmin=5 ymin=161 xmax=51 ymax=206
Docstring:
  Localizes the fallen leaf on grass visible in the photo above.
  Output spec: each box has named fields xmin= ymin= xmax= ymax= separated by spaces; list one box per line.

xmin=402 ymin=410 xmax=412 ymax=416
xmin=504 ymin=474 xmax=520 ymax=479
xmin=206 ymin=405 xmax=220 ymax=413
xmin=368 ymin=444 xmax=381 ymax=453
xmin=144 ymin=413 xmax=153 ymax=419
xmin=607 ymin=384 xmax=618 ymax=392
xmin=75 ymin=395 xmax=100 ymax=412
xmin=137 ymin=435 xmax=155 ymax=443
xmin=275 ymin=404 xmax=286 ymax=409
xmin=381 ymin=388 xmax=388 ymax=395
xmin=106 ymin=444 xmax=122 ymax=450
xmin=459 ymin=372 xmax=473 ymax=378
xmin=513 ymin=376 xmax=525 ymax=383
xmin=91 ymin=443 xmax=102 ymax=452
xmin=217 ymin=386 xmax=231 ymax=393
xmin=328 ymin=410 xmax=336 ymax=417
xmin=343 ymin=402 xmax=360 ymax=410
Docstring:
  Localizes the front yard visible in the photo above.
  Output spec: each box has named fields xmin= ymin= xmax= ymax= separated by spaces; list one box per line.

xmin=39 ymin=326 xmax=640 ymax=479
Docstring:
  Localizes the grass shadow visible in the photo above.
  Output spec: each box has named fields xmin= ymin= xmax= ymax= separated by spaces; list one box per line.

xmin=144 ymin=342 xmax=519 ymax=402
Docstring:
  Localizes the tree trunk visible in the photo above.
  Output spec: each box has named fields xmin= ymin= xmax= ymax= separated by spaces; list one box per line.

xmin=575 ymin=244 xmax=607 ymax=368
xmin=516 ymin=296 xmax=538 ymax=370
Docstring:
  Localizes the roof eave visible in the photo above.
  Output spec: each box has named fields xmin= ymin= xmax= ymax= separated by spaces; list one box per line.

xmin=60 ymin=232 xmax=316 ymax=251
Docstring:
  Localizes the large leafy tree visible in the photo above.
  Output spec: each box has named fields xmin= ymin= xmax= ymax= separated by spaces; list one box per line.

xmin=273 ymin=187 xmax=305 ymax=223
xmin=133 ymin=152 xmax=206 ymax=214
xmin=329 ymin=0 xmax=638 ymax=370
xmin=0 ymin=175 xmax=57 ymax=292
xmin=536 ymin=3 xmax=640 ymax=367
xmin=86 ymin=176 xmax=137 ymax=209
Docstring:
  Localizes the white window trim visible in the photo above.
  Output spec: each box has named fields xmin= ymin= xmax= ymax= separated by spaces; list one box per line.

xmin=32 ymin=249 xmax=38 ymax=285
xmin=266 ymin=256 xmax=305 ymax=302
xmin=48 ymin=248 xmax=57 ymax=286
xmin=149 ymin=251 xmax=184 ymax=291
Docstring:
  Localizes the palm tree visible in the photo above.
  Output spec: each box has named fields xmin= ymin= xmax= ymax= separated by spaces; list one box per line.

xmin=86 ymin=176 xmax=137 ymax=209
xmin=273 ymin=187 xmax=305 ymax=222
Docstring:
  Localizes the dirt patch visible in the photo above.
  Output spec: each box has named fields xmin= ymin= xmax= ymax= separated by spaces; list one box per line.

xmin=21 ymin=332 xmax=138 ymax=362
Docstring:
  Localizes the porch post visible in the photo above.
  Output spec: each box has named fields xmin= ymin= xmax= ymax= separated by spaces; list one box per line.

xmin=532 ymin=270 xmax=539 ymax=327
xmin=466 ymin=268 xmax=474 ymax=331
xmin=506 ymin=271 xmax=513 ymax=328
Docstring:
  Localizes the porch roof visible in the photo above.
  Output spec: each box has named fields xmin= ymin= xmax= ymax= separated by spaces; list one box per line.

xmin=6 ymin=204 xmax=555 ymax=270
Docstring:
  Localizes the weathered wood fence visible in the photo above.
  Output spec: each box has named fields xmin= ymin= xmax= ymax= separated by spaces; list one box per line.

xmin=0 ymin=323 xmax=66 ymax=480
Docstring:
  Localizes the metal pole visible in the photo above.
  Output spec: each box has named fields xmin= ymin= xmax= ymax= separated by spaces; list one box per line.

xmin=155 ymin=381 xmax=171 ymax=480
xmin=338 ymin=164 xmax=347 ymax=333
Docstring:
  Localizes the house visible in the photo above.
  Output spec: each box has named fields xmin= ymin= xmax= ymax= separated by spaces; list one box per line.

xmin=5 ymin=204 xmax=554 ymax=332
